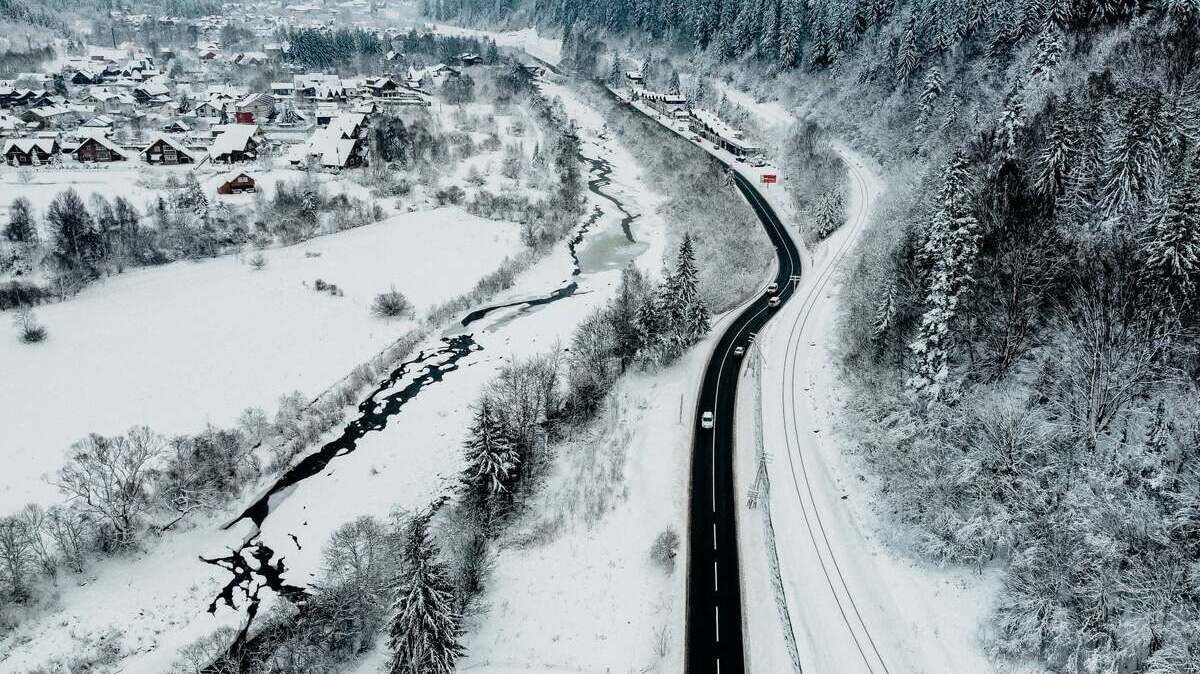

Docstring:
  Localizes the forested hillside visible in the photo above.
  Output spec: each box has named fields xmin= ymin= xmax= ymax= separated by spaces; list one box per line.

xmin=431 ymin=1 xmax=1200 ymax=671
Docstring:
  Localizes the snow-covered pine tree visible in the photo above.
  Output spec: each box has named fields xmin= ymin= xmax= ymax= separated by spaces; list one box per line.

xmin=871 ymin=279 xmax=897 ymax=342
xmin=635 ymin=291 xmax=667 ymax=366
xmin=915 ymin=68 xmax=944 ymax=134
xmin=668 ymin=70 xmax=681 ymax=95
xmin=993 ymin=89 xmax=1025 ymax=168
xmin=759 ymin=0 xmax=780 ymax=59
xmin=1100 ymin=93 xmax=1162 ymax=217
xmin=608 ymin=52 xmax=622 ymax=88
xmin=1030 ymin=26 xmax=1064 ymax=83
xmin=671 ymin=232 xmax=710 ymax=349
xmin=387 ymin=513 xmax=465 ymax=674
xmin=908 ymin=150 xmax=980 ymax=401
xmin=4 ymin=197 xmax=37 ymax=244
xmin=941 ymin=91 xmax=961 ymax=132
xmin=895 ymin=14 xmax=919 ymax=86
xmin=778 ymin=0 xmax=804 ymax=68
xmin=1034 ymin=95 xmax=1078 ymax=200
xmin=689 ymin=76 xmax=709 ymax=107
xmin=1141 ymin=157 xmax=1200 ymax=314
xmin=460 ymin=401 xmax=519 ymax=506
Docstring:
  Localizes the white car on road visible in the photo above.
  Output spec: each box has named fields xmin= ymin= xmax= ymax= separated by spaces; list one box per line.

xmin=701 ymin=411 xmax=714 ymax=429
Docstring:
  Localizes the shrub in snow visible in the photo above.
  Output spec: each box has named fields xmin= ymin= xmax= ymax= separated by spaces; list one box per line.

xmin=14 ymin=307 xmax=46 ymax=343
xmin=313 ymin=278 xmax=342 ymax=296
xmin=372 ymin=287 xmax=411 ymax=318
xmin=436 ymin=184 xmax=466 ymax=206
xmin=248 ymin=252 xmax=268 ymax=270
xmin=650 ymin=528 xmax=680 ymax=573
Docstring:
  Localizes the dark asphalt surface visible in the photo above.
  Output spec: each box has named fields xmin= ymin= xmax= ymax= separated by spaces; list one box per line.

xmin=686 ymin=169 xmax=803 ymax=673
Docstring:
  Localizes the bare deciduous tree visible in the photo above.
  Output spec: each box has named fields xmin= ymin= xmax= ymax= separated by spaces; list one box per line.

xmin=55 ymin=427 xmax=164 ymax=550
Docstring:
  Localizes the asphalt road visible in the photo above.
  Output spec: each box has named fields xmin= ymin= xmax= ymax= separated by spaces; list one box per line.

xmin=686 ymin=168 xmax=803 ymax=673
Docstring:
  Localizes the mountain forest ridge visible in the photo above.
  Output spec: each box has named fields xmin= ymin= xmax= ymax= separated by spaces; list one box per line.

xmin=434 ymin=0 xmax=1200 ymax=671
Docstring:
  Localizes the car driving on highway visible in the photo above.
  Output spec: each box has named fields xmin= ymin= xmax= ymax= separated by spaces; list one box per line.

xmin=769 ymin=296 xmax=781 ymax=308
xmin=701 ymin=411 xmax=714 ymax=429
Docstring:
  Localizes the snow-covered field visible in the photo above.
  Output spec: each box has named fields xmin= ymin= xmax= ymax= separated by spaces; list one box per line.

xmin=0 ymin=207 xmax=523 ymax=512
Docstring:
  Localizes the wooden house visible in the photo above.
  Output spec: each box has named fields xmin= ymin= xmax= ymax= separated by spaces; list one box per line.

xmin=3 ymin=137 xmax=58 ymax=165
xmin=142 ymin=135 xmax=198 ymax=164
xmin=73 ymin=134 xmax=128 ymax=162
xmin=217 ymin=171 xmax=255 ymax=194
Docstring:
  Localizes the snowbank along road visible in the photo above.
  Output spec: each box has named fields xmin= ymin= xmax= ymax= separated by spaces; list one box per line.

xmin=687 ymin=168 xmax=803 ymax=674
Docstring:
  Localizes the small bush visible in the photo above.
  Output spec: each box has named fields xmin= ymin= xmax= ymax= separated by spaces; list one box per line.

xmin=248 ymin=252 xmax=267 ymax=270
xmin=371 ymin=287 xmax=411 ymax=318
xmin=14 ymin=307 xmax=46 ymax=343
xmin=650 ymin=528 xmax=680 ymax=573
xmin=435 ymin=185 xmax=466 ymax=205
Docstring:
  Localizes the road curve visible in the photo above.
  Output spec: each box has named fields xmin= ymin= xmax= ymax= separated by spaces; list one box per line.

xmin=686 ymin=169 xmax=803 ymax=674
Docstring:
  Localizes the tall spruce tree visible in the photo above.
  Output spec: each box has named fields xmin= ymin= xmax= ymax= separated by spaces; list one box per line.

xmin=387 ymin=513 xmax=465 ymax=674
xmin=1141 ymin=158 xmax=1200 ymax=313
xmin=460 ymin=401 xmax=519 ymax=511
xmin=909 ymin=150 xmax=980 ymax=400
xmin=5 ymin=197 xmax=37 ymax=244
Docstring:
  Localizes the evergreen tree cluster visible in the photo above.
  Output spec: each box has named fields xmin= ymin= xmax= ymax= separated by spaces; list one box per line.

xmin=429 ymin=0 xmax=1162 ymax=75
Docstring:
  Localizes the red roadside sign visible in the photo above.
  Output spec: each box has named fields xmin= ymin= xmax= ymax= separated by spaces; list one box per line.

xmin=761 ymin=174 xmax=778 ymax=184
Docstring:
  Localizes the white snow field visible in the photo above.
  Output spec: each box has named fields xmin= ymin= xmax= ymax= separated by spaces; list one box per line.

xmin=0 ymin=73 xmax=664 ymax=673
xmin=0 ymin=207 xmax=522 ymax=512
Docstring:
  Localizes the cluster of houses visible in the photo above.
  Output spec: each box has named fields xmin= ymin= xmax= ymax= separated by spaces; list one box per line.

xmin=0 ymin=38 xmax=483 ymax=173
xmin=624 ymin=72 xmax=762 ymax=159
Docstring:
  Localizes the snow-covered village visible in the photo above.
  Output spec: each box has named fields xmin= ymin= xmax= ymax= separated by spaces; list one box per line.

xmin=1 ymin=0 xmax=1198 ymax=673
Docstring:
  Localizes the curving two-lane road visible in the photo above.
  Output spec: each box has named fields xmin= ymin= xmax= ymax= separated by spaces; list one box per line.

xmin=686 ymin=169 xmax=803 ymax=674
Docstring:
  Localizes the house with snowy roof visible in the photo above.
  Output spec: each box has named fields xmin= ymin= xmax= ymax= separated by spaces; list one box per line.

xmin=134 ymin=77 xmax=172 ymax=104
xmin=142 ymin=134 xmax=200 ymax=164
xmin=210 ymin=123 xmax=261 ymax=163
xmin=72 ymin=134 xmax=128 ymax=162
xmin=235 ymin=93 xmax=276 ymax=123
xmin=3 ymin=137 xmax=59 ymax=165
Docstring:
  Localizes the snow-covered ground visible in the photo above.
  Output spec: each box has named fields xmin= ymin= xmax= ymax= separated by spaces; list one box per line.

xmin=0 ymin=207 xmax=522 ymax=512
xmin=0 ymin=70 xmax=665 ymax=673
xmin=431 ymin=24 xmax=563 ymax=66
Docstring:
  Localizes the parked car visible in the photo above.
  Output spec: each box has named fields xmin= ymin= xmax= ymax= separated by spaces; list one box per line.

xmin=701 ymin=411 xmax=714 ymax=429
xmin=749 ymin=155 xmax=768 ymax=167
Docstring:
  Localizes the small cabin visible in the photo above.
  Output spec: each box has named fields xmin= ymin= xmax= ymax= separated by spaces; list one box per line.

xmin=142 ymin=135 xmax=197 ymax=165
xmin=73 ymin=135 xmax=128 ymax=162
xmin=217 ymin=171 xmax=255 ymax=194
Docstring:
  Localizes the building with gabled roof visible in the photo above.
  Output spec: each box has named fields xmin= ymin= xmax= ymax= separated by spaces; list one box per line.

xmin=3 ymin=137 xmax=58 ymax=165
xmin=142 ymin=134 xmax=200 ymax=164
xmin=73 ymin=134 xmax=128 ymax=162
